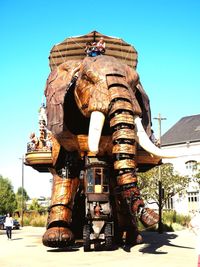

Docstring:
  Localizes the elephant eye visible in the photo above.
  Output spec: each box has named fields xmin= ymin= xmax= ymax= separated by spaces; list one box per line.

xmin=82 ymin=72 xmax=96 ymax=84
xmin=82 ymin=74 xmax=92 ymax=83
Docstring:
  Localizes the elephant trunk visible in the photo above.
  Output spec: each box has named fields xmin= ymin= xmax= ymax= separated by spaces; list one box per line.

xmin=107 ymin=75 xmax=141 ymax=204
xmin=107 ymin=75 xmax=159 ymax=226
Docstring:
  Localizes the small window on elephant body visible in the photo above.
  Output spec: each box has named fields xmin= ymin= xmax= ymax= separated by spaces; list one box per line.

xmin=95 ymin=168 xmax=102 ymax=185
xmin=86 ymin=165 xmax=109 ymax=193
xmin=86 ymin=168 xmax=94 ymax=192
xmin=94 ymin=168 xmax=102 ymax=193
xmin=103 ymin=169 xmax=109 ymax=193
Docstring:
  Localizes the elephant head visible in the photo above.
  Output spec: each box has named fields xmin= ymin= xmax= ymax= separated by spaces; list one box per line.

xmin=45 ymin=55 xmax=171 ymax=158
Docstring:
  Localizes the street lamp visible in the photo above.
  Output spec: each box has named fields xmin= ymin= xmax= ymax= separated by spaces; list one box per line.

xmin=154 ymin=113 xmax=166 ymax=234
xmin=19 ymin=156 xmax=24 ymax=227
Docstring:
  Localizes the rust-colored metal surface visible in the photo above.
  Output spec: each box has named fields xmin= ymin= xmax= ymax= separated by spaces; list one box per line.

xmin=29 ymin=32 xmax=163 ymax=248
xmin=42 ymin=170 xmax=80 ymax=248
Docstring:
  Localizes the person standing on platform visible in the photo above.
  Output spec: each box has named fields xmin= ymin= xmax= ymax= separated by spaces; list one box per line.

xmin=96 ymin=37 xmax=106 ymax=54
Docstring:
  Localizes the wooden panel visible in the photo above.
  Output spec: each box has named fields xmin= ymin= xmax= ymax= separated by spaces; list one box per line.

xmin=25 ymin=151 xmax=52 ymax=165
xmin=51 ymin=43 xmax=137 ymax=56
xmin=87 ymin=193 xmax=109 ymax=202
xmin=49 ymin=31 xmax=138 ymax=70
xmin=25 ymin=151 xmax=53 ymax=173
xmin=50 ymin=49 xmax=86 ymax=57
xmin=49 ymin=56 xmax=137 ymax=70
xmin=136 ymin=150 xmax=161 ymax=165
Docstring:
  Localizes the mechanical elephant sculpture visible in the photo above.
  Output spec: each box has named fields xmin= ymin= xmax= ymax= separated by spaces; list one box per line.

xmin=42 ymin=55 xmax=167 ymax=248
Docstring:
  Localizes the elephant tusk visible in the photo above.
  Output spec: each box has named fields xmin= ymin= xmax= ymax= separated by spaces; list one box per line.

xmin=88 ymin=111 xmax=105 ymax=154
xmin=134 ymin=116 xmax=176 ymax=158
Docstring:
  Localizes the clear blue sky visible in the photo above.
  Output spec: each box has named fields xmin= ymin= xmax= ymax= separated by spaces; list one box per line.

xmin=0 ymin=0 xmax=199 ymax=198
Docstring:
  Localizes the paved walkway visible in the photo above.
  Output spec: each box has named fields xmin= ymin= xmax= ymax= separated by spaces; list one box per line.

xmin=0 ymin=226 xmax=197 ymax=267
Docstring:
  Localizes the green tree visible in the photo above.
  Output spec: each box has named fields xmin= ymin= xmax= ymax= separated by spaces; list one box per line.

xmin=0 ymin=175 xmax=17 ymax=214
xmin=138 ymin=163 xmax=190 ymax=208
xmin=28 ymin=198 xmax=43 ymax=212
xmin=16 ymin=187 xmax=30 ymax=211
xmin=194 ymin=163 xmax=200 ymax=184
xmin=194 ymin=174 xmax=200 ymax=183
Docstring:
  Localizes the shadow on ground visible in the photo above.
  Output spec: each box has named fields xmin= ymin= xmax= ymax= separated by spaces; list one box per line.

xmin=47 ymin=240 xmax=118 ymax=253
xmin=44 ymin=231 xmax=195 ymax=254
xmin=139 ymin=231 xmax=194 ymax=254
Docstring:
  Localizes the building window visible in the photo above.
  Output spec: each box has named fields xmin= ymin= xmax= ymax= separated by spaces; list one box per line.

xmin=185 ymin=160 xmax=197 ymax=172
xmin=188 ymin=191 xmax=199 ymax=202
xmin=165 ymin=197 xmax=173 ymax=209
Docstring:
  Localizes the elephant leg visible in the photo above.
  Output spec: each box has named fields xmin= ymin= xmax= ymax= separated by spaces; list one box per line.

xmin=113 ymin=190 xmax=143 ymax=246
xmin=42 ymin=169 xmax=79 ymax=248
xmin=108 ymin=77 xmax=159 ymax=227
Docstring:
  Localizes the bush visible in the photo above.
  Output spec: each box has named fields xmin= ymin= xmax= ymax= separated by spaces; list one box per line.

xmin=17 ymin=210 xmax=191 ymax=231
xmin=19 ymin=212 xmax=48 ymax=227
xmin=30 ymin=214 xmax=47 ymax=227
xmin=162 ymin=210 xmax=191 ymax=229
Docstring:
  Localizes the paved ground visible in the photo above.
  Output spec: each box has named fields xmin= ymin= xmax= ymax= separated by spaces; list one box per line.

xmin=0 ymin=226 xmax=198 ymax=267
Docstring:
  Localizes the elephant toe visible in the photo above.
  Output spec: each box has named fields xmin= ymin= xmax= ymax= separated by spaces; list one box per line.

xmin=42 ymin=227 xmax=74 ymax=248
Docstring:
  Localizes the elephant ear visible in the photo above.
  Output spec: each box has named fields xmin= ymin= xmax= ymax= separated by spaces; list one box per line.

xmin=135 ymin=82 xmax=152 ymax=137
xmin=125 ymin=65 xmax=152 ymax=136
xmin=45 ymin=60 xmax=81 ymax=135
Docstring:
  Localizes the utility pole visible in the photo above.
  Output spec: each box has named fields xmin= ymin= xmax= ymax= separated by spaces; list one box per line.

xmin=154 ymin=113 xmax=166 ymax=234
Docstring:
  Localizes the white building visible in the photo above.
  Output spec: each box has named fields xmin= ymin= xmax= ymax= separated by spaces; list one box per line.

xmin=161 ymin=114 xmax=200 ymax=215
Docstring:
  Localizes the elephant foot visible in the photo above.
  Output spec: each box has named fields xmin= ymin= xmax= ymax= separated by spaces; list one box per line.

xmin=42 ymin=226 xmax=74 ymax=248
xmin=139 ymin=207 xmax=159 ymax=227
xmin=125 ymin=228 xmax=143 ymax=246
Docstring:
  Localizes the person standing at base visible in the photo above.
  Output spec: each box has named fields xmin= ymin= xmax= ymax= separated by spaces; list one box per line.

xmin=189 ymin=211 xmax=200 ymax=267
xmin=4 ymin=213 xmax=14 ymax=240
